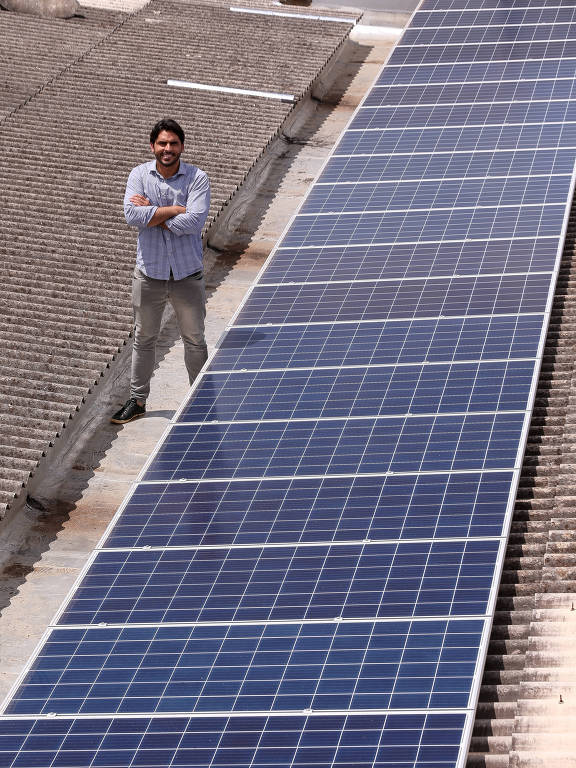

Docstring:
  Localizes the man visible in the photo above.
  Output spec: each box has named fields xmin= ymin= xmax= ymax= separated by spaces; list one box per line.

xmin=111 ymin=118 xmax=210 ymax=424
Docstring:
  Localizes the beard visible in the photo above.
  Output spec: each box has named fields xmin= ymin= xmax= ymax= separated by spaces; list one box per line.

xmin=154 ymin=149 xmax=181 ymax=167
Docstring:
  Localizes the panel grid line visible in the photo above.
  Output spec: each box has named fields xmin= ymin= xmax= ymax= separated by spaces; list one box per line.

xmin=316 ymin=172 xmax=571 ymax=185
xmin=276 ymin=238 xmax=558 ymax=251
xmin=0 ymin=707 xmax=476 ymax=719
xmin=360 ymin=99 xmax=576 ymax=108
xmin=202 ymin=355 xmax=539 ymax=376
xmin=415 ymin=6 xmax=576 ymax=13
xmin=297 ymin=203 xmax=566 ymax=217
xmin=48 ymin=614 xmax=497 ymax=631
xmin=386 ymin=54 xmax=576 ymax=65
xmin=346 ymin=121 xmax=576 ymax=131
xmin=408 ymin=22 xmax=576 ymax=31
xmin=174 ymin=409 xmax=529 ymax=427
xmin=2 ymin=1 xmax=575 ymax=765
xmin=131 ymin=465 xmax=521 ymax=484
xmin=376 ymin=76 xmax=576 ymax=86
xmin=396 ymin=37 xmax=576 ymax=48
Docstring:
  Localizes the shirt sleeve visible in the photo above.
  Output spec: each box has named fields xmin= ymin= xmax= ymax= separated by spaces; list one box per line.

xmin=123 ymin=166 xmax=158 ymax=230
xmin=164 ymin=169 xmax=211 ymax=237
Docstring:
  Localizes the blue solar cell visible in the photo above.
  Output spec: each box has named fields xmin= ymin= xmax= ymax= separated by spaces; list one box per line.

xmin=282 ymin=206 xmax=564 ymax=250
xmin=141 ymin=412 xmax=525 ymax=483
xmin=6 ymin=619 xmax=485 ymax=716
xmin=57 ymin=541 xmax=501 ymax=625
xmin=333 ymin=125 xmax=576 ymax=160
xmin=411 ymin=8 xmax=576 ymax=31
xmin=208 ymin=315 xmax=543 ymax=372
xmin=179 ymin=361 xmax=534 ymax=423
xmin=420 ymin=0 xmax=575 ymax=11
xmin=325 ymin=149 xmax=575 ymax=185
xmin=300 ymin=175 xmax=571 ymax=215
xmin=104 ymin=471 xmax=514 ymax=549
xmin=320 ymin=149 xmax=576 ymax=184
xmin=0 ymin=712 xmax=469 ymax=768
xmin=439 ymin=0 xmax=563 ymax=6
xmin=401 ymin=22 xmax=576 ymax=47
xmin=388 ymin=39 xmax=576 ymax=66
xmin=263 ymin=239 xmax=558 ymax=283
xmin=350 ymin=98 xmax=576 ymax=129
xmin=365 ymin=77 xmax=576 ymax=107
xmin=235 ymin=274 xmax=551 ymax=326
xmin=378 ymin=57 xmax=576 ymax=86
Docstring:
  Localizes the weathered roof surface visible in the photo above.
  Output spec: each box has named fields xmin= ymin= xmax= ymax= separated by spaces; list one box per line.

xmin=81 ymin=0 xmax=360 ymax=19
xmin=205 ymin=0 xmax=358 ymax=17
xmin=96 ymin=1 xmax=355 ymax=96
xmin=0 ymin=6 xmax=127 ymax=120
xmin=465 ymin=216 xmax=576 ymax=767
xmin=0 ymin=0 xmax=354 ymax=513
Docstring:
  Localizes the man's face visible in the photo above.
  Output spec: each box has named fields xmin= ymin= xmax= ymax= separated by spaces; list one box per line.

xmin=151 ymin=130 xmax=183 ymax=169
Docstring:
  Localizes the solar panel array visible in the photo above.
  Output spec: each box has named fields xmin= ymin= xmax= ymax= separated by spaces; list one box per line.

xmin=2 ymin=1 xmax=576 ymax=766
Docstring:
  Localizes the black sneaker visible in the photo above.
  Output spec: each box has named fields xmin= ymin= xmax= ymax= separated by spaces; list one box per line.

xmin=110 ymin=398 xmax=146 ymax=424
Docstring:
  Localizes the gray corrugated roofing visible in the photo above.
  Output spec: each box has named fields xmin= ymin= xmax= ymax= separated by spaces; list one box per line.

xmin=0 ymin=6 xmax=127 ymax=119
xmin=99 ymin=2 xmax=354 ymax=96
xmin=210 ymin=0 xmax=359 ymax=20
xmin=0 ymin=0 xmax=354 ymax=513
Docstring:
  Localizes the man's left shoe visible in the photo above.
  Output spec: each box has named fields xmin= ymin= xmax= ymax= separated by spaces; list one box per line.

xmin=110 ymin=398 xmax=146 ymax=424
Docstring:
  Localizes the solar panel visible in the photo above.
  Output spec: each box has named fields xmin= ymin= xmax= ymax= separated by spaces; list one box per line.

xmin=280 ymin=206 xmax=565 ymax=248
xmin=300 ymin=175 xmax=570 ymax=214
xmin=413 ymin=8 xmax=576 ymax=26
xmin=234 ymin=274 xmax=551 ymax=325
xmin=176 ymin=361 xmax=534 ymax=422
xmin=262 ymin=240 xmax=559 ymax=282
xmin=389 ymin=41 xmax=576 ymax=66
xmin=425 ymin=0 xmax=576 ymax=9
xmin=366 ymin=79 xmax=576 ymax=106
xmin=56 ymin=540 xmax=502 ymax=625
xmin=321 ymin=150 xmax=575 ymax=186
xmin=402 ymin=22 xmax=576 ymax=48
xmin=2 ymin=2 xmax=575 ymax=767
xmin=207 ymin=315 xmax=544 ymax=371
xmin=0 ymin=711 xmax=471 ymax=767
xmin=5 ymin=619 xmax=486 ymax=716
xmin=141 ymin=413 xmax=525 ymax=481
xmin=104 ymin=472 xmax=514 ymax=549
xmin=378 ymin=56 xmax=576 ymax=84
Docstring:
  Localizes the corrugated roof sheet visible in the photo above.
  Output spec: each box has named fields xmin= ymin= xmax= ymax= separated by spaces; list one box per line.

xmin=0 ymin=6 xmax=127 ymax=119
xmin=0 ymin=0 xmax=354 ymax=513
xmin=212 ymin=0 xmax=359 ymax=21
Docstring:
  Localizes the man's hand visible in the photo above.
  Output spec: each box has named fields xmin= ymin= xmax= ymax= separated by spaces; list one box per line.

xmin=128 ymin=191 xmax=186 ymax=228
xmin=130 ymin=194 xmax=151 ymax=207
xmin=143 ymin=203 xmax=186 ymax=229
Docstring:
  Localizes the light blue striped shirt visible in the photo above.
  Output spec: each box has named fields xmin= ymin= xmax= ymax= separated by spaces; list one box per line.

xmin=123 ymin=159 xmax=210 ymax=280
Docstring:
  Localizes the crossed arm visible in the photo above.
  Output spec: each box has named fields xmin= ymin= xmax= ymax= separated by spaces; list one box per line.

xmin=124 ymin=166 xmax=210 ymax=235
xmin=129 ymin=193 xmax=185 ymax=229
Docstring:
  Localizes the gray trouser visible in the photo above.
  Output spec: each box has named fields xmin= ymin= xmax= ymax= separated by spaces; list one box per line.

xmin=131 ymin=267 xmax=208 ymax=401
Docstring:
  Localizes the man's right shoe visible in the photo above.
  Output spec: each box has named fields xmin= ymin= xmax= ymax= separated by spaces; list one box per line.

xmin=110 ymin=398 xmax=146 ymax=424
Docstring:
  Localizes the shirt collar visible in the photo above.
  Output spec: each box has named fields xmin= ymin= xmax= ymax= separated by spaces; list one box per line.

xmin=148 ymin=159 xmax=185 ymax=179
